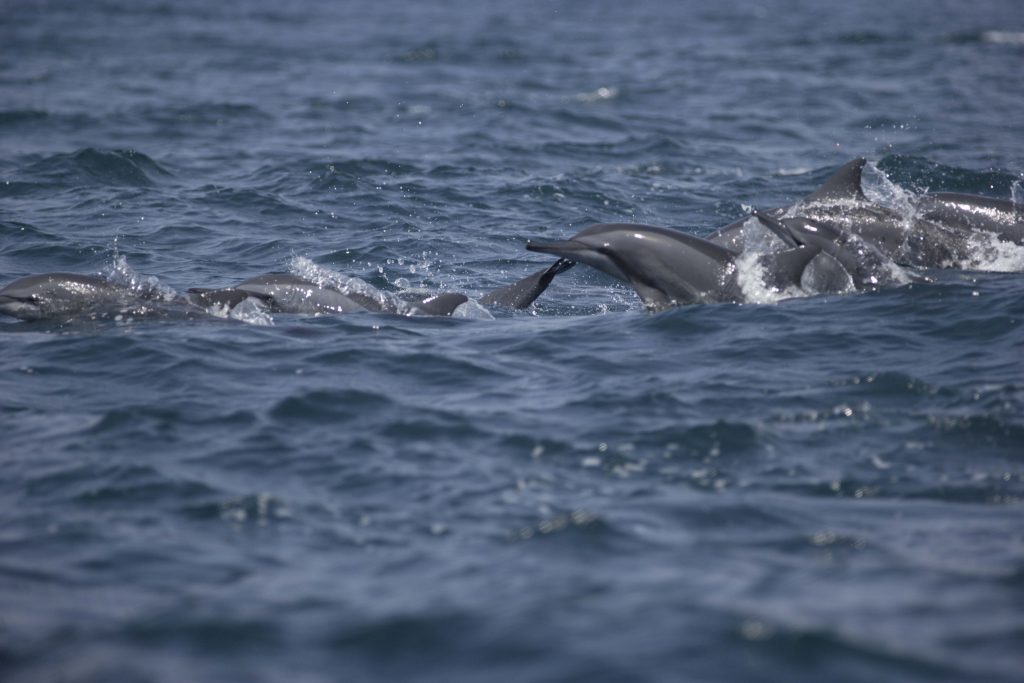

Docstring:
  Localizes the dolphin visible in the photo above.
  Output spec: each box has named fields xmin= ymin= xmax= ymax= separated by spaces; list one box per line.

xmin=914 ymin=192 xmax=1024 ymax=245
xmin=753 ymin=211 xmax=908 ymax=290
xmin=187 ymin=273 xmax=371 ymax=315
xmin=186 ymin=259 xmax=575 ymax=318
xmin=0 ymin=272 xmax=139 ymax=321
xmin=707 ymin=158 xmax=877 ymax=251
xmin=708 ymin=158 xmax=986 ymax=268
xmin=525 ymin=223 xmax=824 ymax=311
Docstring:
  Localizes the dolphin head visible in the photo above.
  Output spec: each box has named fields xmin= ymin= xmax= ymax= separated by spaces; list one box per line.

xmin=526 ymin=224 xmax=639 ymax=282
xmin=0 ymin=273 xmax=121 ymax=321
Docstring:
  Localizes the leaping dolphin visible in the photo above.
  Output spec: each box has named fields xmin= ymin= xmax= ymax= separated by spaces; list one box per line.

xmin=525 ymin=223 xmax=827 ymax=311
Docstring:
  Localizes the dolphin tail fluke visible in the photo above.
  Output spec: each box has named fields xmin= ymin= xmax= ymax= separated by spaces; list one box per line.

xmin=479 ymin=258 xmax=575 ymax=309
xmin=525 ymin=240 xmax=589 ymax=258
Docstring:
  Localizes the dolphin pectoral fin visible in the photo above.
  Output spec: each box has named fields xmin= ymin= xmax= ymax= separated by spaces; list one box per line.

xmin=630 ymin=281 xmax=675 ymax=312
xmin=752 ymin=210 xmax=801 ymax=248
xmin=479 ymin=258 xmax=576 ymax=309
xmin=756 ymin=246 xmax=820 ymax=290
xmin=800 ymin=252 xmax=855 ymax=294
xmin=413 ymin=292 xmax=469 ymax=316
xmin=803 ymin=157 xmax=868 ymax=204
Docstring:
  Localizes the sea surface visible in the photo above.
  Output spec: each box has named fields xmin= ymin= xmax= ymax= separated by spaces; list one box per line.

xmin=2 ymin=1 xmax=1024 ymax=681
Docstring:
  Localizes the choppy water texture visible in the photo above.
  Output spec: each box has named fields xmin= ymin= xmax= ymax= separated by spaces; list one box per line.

xmin=2 ymin=1 xmax=1024 ymax=681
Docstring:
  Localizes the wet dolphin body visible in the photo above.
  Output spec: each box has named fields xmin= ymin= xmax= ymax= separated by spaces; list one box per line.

xmin=526 ymin=223 xmax=825 ymax=311
xmin=707 ymin=158 xmax=879 ymax=252
xmin=753 ymin=211 xmax=908 ymax=290
xmin=187 ymin=273 xmax=372 ymax=315
xmin=1 ymin=259 xmax=572 ymax=322
xmin=0 ymin=272 xmax=139 ymax=321
xmin=186 ymin=259 xmax=575 ymax=317
xmin=914 ymin=192 xmax=1024 ymax=245
xmin=707 ymin=158 xmax=996 ymax=268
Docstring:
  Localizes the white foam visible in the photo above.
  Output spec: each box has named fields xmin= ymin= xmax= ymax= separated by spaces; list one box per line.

xmin=232 ymin=298 xmax=275 ymax=326
xmin=958 ymin=231 xmax=1024 ymax=272
xmin=861 ymin=162 xmax=917 ymax=221
xmin=735 ymin=251 xmax=805 ymax=304
xmin=982 ymin=31 xmax=1024 ymax=45
xmin=451 ymin=300 xmax=494 ymax=320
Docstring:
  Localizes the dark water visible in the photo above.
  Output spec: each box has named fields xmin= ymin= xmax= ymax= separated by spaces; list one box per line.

xmin=3 ymin=1 xmax=1024 ymax=681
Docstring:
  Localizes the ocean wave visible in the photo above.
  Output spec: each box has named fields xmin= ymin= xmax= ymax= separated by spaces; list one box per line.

xmin=18 ymin=148 xmax=170 ymax=188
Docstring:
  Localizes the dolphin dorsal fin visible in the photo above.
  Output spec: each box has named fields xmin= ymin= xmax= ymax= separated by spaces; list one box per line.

xmin=802 ymin=158 xmax=867 ymax=204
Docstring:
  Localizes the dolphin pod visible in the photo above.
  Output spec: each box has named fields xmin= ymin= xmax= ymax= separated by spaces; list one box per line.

xmin=2 ymin=159 xmax=1022 ymax=321
xmin=527 ymin=158 xmax=1023 ymax=311
xmin=0 ymin=259 xmax=574 ymax=322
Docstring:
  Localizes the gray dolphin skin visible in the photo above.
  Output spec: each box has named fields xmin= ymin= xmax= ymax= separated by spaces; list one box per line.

xmin=479 ymin=258 xmax=575 ymax=309
xmin=186 ymin=261 xmax=571 ymax=318
xmin=708 ymin=157 xmax=1018 ymax=268
xmin=753 ymin=211 xmax=906 ymax=290
xmin=0 ymin=272 xmax=135 ymax=321
xmin=526 ymin=223 xmax=826 ymax=311
xmin=527 ymin=223 xmax=744 ymax=309
xmin=2 ymin=260 xmax=570 ymax=322
xmin=914 ymin=192 xmax=1024 ymax=245
xmin=188 ymin=273 xmax=371 ymax=315
xmin=707 ymin=158 xmax=876 ymax=251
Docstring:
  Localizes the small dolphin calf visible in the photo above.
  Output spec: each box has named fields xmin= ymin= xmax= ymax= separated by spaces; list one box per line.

xmin=0 ymin=272 xmax=136 ymax=321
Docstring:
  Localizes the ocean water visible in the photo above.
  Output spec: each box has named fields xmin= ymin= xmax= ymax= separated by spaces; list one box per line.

xmin=2 ymin=1 xmax=1023 ymax=681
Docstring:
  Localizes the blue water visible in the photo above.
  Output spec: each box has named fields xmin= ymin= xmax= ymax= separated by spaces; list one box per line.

xmin=3 ymin=1 xmax=1024 ymax=681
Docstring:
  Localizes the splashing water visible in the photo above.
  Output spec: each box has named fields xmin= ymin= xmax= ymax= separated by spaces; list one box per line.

xmin=960 ymin=231 xmax=1024 ymax=272
xmin=862 ymin=161 xmax=918 ymax=219
xmin=288 ymin=256 xmax=417 ymax=315
xmin=104 ymin=253 xmax=177 ymax=301
xmin=735 ymin=251 xmax=805 ymax=304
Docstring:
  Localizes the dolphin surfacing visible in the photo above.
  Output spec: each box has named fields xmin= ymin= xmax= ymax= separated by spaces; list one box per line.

xmin=0 ymin=272 xmax=135 ymax=321
xmin=528 ymin=223 xmax=744 ymax=310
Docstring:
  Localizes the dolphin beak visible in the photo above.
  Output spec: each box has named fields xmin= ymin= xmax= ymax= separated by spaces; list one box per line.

xmin=526 ymin=239 xmax=588 ymax=257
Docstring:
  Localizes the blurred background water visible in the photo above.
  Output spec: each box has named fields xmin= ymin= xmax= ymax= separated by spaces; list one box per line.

xmin=1 ymin=1 xmax=1023 ymax=681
